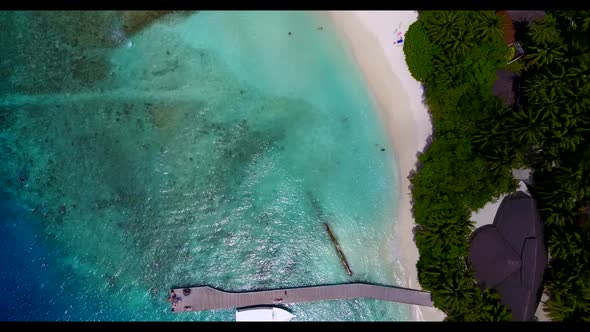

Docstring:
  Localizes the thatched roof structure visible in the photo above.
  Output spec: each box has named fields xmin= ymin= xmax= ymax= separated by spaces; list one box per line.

xmin=469 ymin=191 xmax=547 ymax=321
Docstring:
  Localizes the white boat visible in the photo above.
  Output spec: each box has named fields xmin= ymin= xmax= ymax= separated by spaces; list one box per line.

xmin=235 ymin=306 xmax=295 ymax=322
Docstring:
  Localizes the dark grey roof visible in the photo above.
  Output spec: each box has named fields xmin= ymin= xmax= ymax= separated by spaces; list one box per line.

xmin=469 ymin=191 xmax=548 ymax=321
xmin=492 ymin=70 xmax=519 ymax=108
xmin=505 ymin=11 xmax=547 ymax=24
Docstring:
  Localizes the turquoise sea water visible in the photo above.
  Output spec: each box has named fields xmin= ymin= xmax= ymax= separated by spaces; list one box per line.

xmin=0 ymin=11 xmax=407 ymax=321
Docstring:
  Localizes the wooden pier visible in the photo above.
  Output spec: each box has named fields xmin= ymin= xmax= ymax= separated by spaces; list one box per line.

xmin=169 ymin=283 xmax=433 ymax=312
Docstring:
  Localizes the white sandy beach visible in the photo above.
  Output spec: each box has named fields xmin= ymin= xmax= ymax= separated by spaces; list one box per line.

xmin=327 ymin=11 xmax=445 ymax=321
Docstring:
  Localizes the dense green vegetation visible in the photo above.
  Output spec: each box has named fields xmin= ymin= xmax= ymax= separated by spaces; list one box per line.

xmin=504 ymin=11 xmax=590 ymax=321
xmin=502 ymin=58 xmax=525 ymax=74
xmin=405 ymin=10 xmax=590 ymax=321
xmin=405 ymin=11 xmax=516 ymax=321
xmin=403 ymin=22 xmax=437 ymax=82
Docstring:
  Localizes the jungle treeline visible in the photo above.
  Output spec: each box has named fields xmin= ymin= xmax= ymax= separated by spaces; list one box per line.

xmin=403 ymin=10 xmax=590 ymax=321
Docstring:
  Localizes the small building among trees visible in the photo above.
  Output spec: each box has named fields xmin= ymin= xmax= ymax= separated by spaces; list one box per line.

xmin=469 ymin=191 xmax=548 ymax=321
xmin=491 ymin=70 xmax=520 ymax=108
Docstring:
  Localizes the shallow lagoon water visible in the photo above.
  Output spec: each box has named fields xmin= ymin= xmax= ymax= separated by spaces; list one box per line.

xmin=0 ymin=11 xmax=407 ymax=321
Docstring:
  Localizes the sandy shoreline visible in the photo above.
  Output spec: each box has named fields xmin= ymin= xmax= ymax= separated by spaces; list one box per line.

xmin=327 ymin=11 xmax=445 ymax=321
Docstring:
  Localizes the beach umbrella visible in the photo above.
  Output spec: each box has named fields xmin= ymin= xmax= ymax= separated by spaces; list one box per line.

xmin=469 ymin=191 xmax=548 ymax=321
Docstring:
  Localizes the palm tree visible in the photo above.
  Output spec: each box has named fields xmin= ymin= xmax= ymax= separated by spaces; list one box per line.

xmin=577 ymin=12 xmax=590 ymax=32
xmin=554 ymin=130 xmax=583 ymax=152
xmin=473 ymin=125 xmax=511 ymax=150
xmin=544 ymin=292 xmax=576 ymax=321
xmin=417 ymin=258 xmax=454 ymax=290
xmin=433 ymin=271 xmax=477 ymax=313
xmin=548 ymin=228 xmax=584 ymax=261
xmin=467 ymin=300 xmax=512 ymax=321
xmin=504 ymin=107 xmax=549 ymax=147
xmin=424 ymin=11 xmax=470 ymax=50
xmin=443 ymin=310 xmax=466 ymax=321
xmin=473 ymin=11 xmax=504 ymax=43
xmin=567 ymin=67 xmax=590 ymax=102
xmin=522 ymin=73 xmax=550 ymax=101
xmin=415 ymin=215 xmax=472 ymax=260
xmin=528 ymin=15 xmax=561 ymax=45
xmin=525 ymin=44 xmax=566 ymax=68
xmin=446 ymin=36 xmax=473 ymax=57
xmin=545 ymin=269 xmax=590 ymax=321
xmin=557 ymin=10 xmax=590 ymax=33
